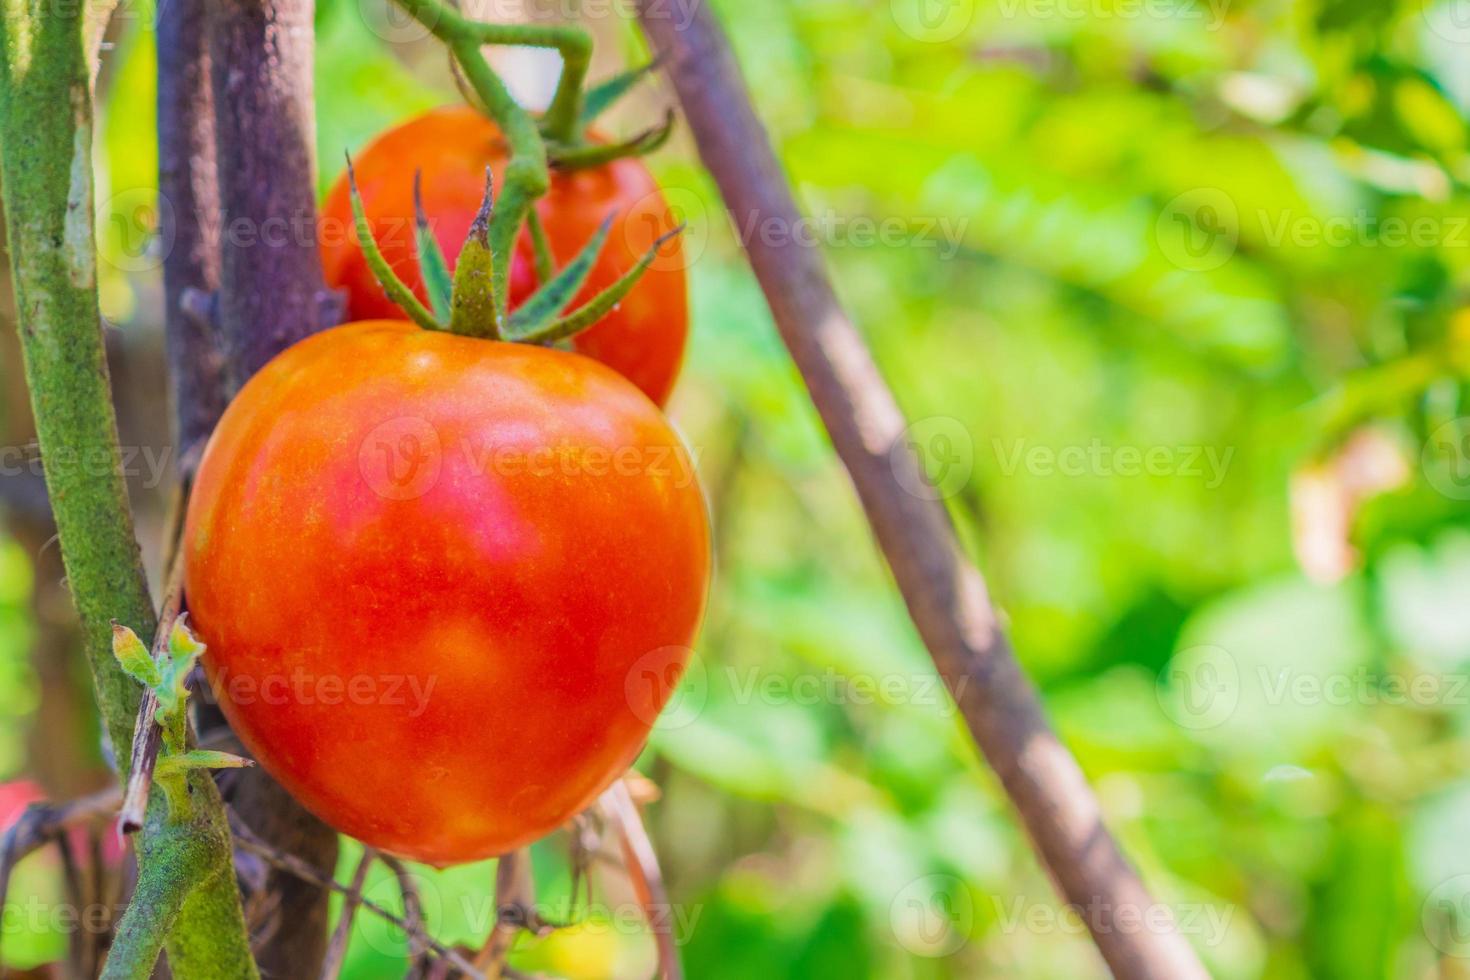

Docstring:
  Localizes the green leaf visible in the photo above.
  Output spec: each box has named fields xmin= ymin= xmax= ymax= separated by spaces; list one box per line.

xmin=111 ymin=622 xmax=160 ymax=687
xmin=168 ymin=615 xmax=205 ymax=661
xmin=448 ymin=167 xmax=499 ymax=339
xmin=507 ymin=211 xmax=614 ymax=336
xmin=346 ymin=152 xmax=442 ymax=332
xmin=148 ymin=615 xmax=205 ymax=724
xmin=414 ymin=170 xmax=454 ymax=321
xmin=156 ymin=750 xmax=254 ymax=780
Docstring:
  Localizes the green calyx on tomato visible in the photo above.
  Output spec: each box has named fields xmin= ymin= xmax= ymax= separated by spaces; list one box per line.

xmin=320 ymin=104 xmax=692 ymax=406
xmin=323 ymin=0 xmax=689 ymax=405
xmin=345 ymin=152 xmax=681 ymax=350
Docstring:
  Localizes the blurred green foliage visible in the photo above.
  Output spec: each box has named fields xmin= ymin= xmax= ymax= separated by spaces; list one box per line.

xmin=7 ymin=0 xmax=1470 ymax=976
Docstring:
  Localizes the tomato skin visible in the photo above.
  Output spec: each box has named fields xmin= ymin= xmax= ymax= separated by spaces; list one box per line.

xmin=183 ymin=321 xmax=709 ymax=865
xmin=320 ymin=106 xmax=689 ymax=407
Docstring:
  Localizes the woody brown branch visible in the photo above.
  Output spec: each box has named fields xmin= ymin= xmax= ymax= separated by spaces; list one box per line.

xmin=633 ymin=3 xmax=1210 ymax=978
xmin=155 ymin=0 xmax=344 ymax=970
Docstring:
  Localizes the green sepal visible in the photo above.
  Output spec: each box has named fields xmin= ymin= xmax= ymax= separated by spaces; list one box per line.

xmin=346 ymin=152 xmax=443 ymax=332
xmin=516 ymin=223 xmax=683 ymax=346
xmin=507 ymin=211 xmax=614 ymax=336
xmin=449 ymin=167 xmax=500 ymax=339
xmin=414 ymin=171 xmax=455 ymax=322
xmin=548 ymin=111 xmax=674 ymax=171
xmin=576 ymin=60 xmax=662 ymax=128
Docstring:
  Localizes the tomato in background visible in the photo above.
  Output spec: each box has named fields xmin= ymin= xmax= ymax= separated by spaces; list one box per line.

xmin=320 ymin=106 xmax=690 ymax=407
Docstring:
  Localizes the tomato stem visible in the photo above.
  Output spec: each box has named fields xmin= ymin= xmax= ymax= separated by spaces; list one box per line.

xmin=0 ymin=0 xmax=258 ymax=972
xmin=386 ymin=0 xmax=559 ymax=327
xmin=450 ymin=41 xmax=545 ymax=325
xmin=375 ymin=0 xmax=685 ymax=343
xmin=393 ymin=0 xmax=590 ymax=144
xmin=526 ymin=209 xmax=556 ymax=284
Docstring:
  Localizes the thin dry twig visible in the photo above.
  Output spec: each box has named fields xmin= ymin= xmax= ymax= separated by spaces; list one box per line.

xmin=634 ymin=4 xmax=1211 ymax=978
xmin=379 ymin=853 xmax=431 ymax=977
xmin=602 ymin=780 xmax=681 ymax=980
xmin=0 ymin=785 xmax=121 ymax=970
xmin=85 ymin=828 xmax=112 ymax=975
xmin=117 ymin=481 xmax=191 ymax=835
xmin=53 ymin=822 xmax=87 ymax=974
xmin=565 ymin=811 xmax=601 ymax=917
xmin=0 ymin=785 xmax=121 ymax=880
xmin=319 ymin=849 xmax=375 ymax=980
xmin=473 ymin=848 xmax=542 ymax=977
xmin=226 ymin=810 xmax=486 ymax=979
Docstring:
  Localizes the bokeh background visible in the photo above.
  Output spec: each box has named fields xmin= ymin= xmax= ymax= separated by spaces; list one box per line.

xmin=5 ymin=0 xmax=1470 ymax=976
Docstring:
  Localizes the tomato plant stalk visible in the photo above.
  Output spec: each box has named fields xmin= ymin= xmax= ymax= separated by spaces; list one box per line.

xmin=201 ymin=0 xmax=343 ymax=970
xmin=0 ymin=2 xmax=256 ymax=976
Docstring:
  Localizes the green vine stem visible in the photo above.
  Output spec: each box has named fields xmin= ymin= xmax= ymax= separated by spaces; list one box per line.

xmin=105 ymin=624 xmax=255 ymax=980
xmin=103 ymin=777 xmax=255 ymax=980
xmin=396 ymin=0 xmax=590 ymax=145
xmin=101 ymin=819 xmax=216 ymax=980
xmin=389 ymin=0 xmax=576 ymax=326
xmin=0 ymin=0 xmax=155 ymax=760
xmin=0 ymin=2 xmax=257 ymax=977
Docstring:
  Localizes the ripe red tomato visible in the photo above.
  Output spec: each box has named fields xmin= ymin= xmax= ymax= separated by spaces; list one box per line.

xmin=320 ymin=106 xmax=689 ymax=407
xmin=183 ymin=321 xmax=709 ymax=865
